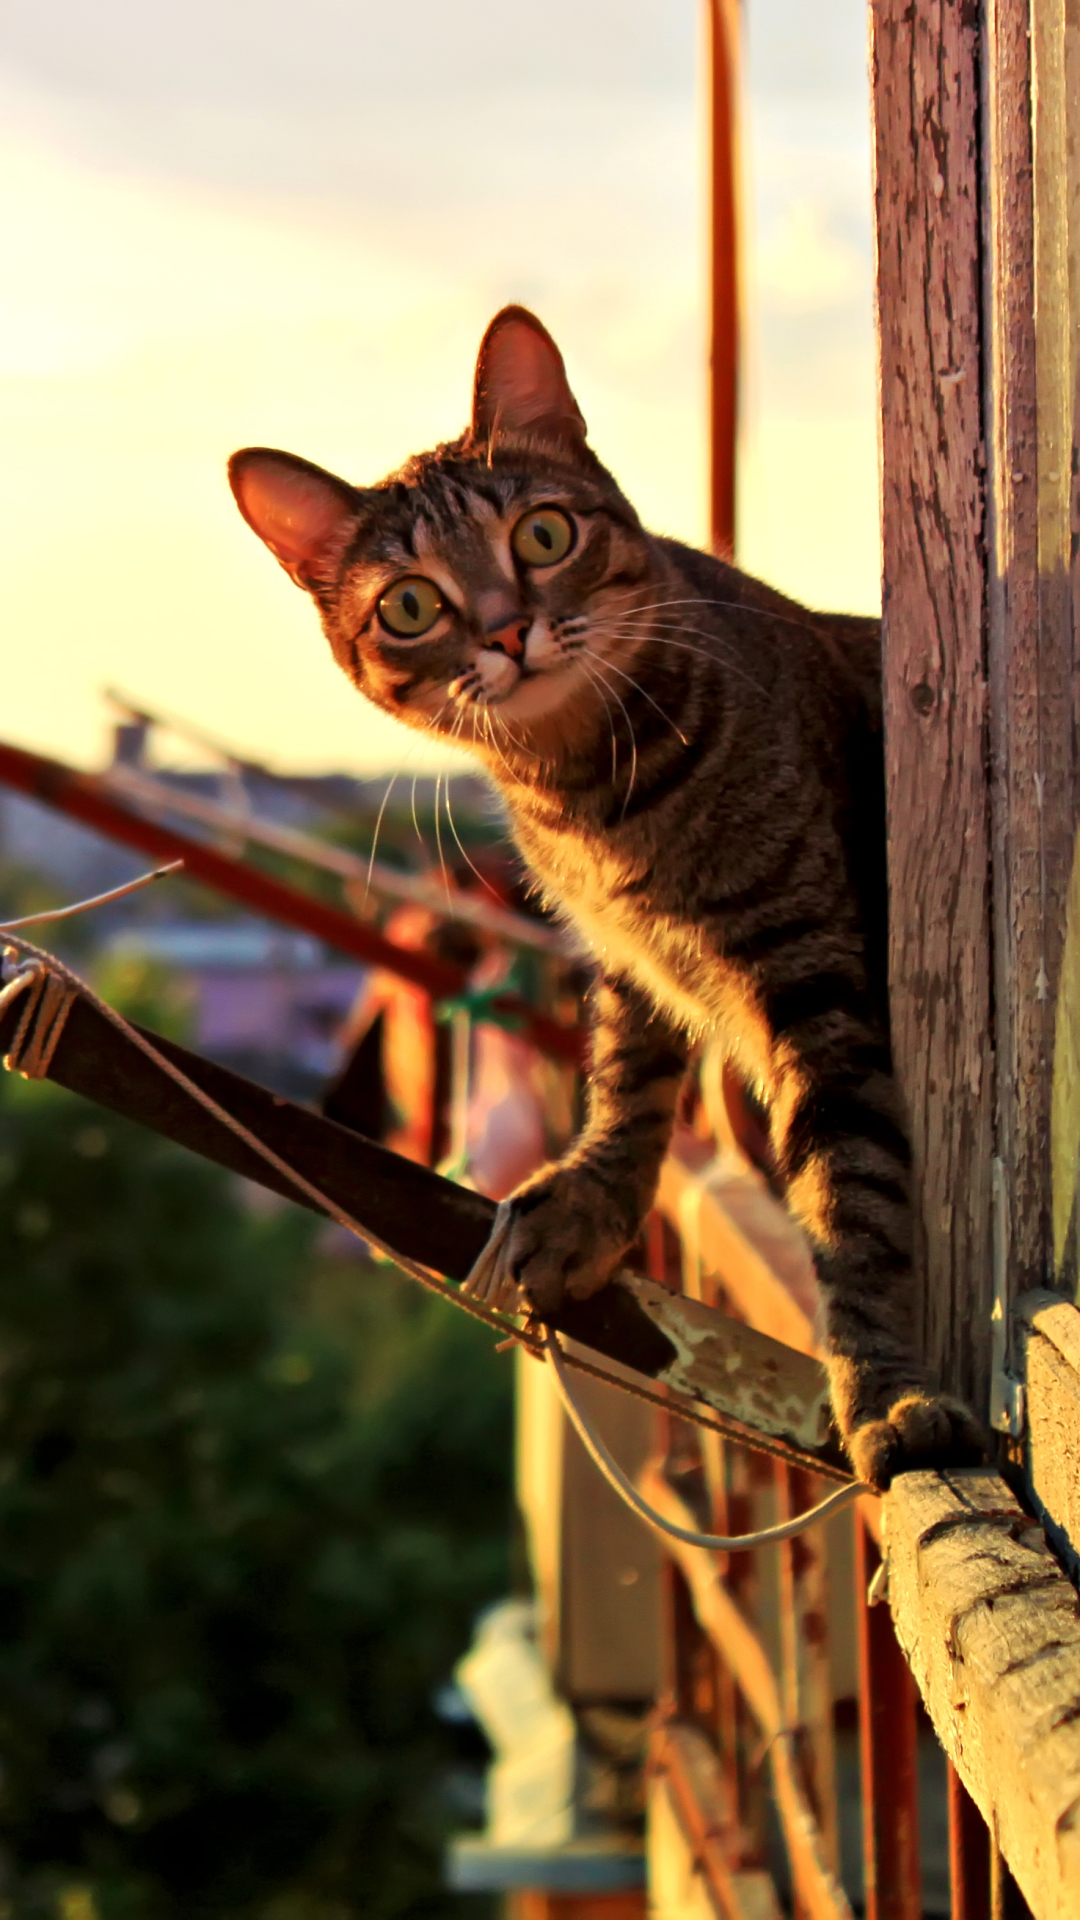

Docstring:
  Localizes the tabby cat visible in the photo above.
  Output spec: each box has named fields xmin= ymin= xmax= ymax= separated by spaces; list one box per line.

xmin=228 ymin=306 xmax=984 ymax=1488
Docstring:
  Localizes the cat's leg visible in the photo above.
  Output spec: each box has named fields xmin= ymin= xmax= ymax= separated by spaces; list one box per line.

xmin=769 ymin=1043 xmax=986 ymax=1489
xmin=463 ymin=974 xmax=688 ymax=1315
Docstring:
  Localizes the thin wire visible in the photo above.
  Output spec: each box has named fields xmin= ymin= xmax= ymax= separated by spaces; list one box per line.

xmin=544 ymin=1328 xmax=866 ymax=1549
xmin=0 ymin=931 xmax=544 ymax=1355
xmin=0 ymin=924 xmax=856 ymax=1483
xmin=0 ymin=860 xmax=184 ymax=930
xmin=553 ymin=1341 xmax=850 ymax=1480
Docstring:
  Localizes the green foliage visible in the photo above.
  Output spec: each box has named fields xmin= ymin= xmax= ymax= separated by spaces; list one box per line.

xmin=0 ymin=1064 xmax=511 ymax=1920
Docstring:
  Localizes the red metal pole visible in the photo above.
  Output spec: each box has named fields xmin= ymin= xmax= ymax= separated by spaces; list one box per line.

xmin=708 ymin=0 xmax=740 ymax=559
xmin=0 ymin=739 xmax=581 ymax=1065
xmin=948 ymin=1762 xmax=991 ymax=1920
xmin=855 ymin=1515 xmax=921 ymax=1920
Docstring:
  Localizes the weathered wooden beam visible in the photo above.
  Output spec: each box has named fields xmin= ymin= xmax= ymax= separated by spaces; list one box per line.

xmin=0 ymin=982 xmax=847 ymax=1476
xmin=884 ymin=1468 xmax=1080 ymax=1920
xmin=1015 ymin=1290 xmax=1080 ymax=1572
xmin=984 ymin=0 xmax=1079 ymax=1316
xmin=870 ymin=0 xmax=994 ymax=1412
xmin=873 ymin=0 xmax=1080 ymax=1420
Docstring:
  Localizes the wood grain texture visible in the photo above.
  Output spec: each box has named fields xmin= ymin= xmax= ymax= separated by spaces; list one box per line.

xmin=869 ymin=0 xmax=994 ymax=1407
xmin=885 ymin=1468 xmax=1080 ymax=1918
xmin=1016 ymin=1290 xmax=1080 ymax=1570
xmin=985 ymin=0 xmax=1078 ymax=1310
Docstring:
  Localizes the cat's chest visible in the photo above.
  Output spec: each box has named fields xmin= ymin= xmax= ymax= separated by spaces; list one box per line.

xmin=518 ymin=817 xmax=738 ymax=1036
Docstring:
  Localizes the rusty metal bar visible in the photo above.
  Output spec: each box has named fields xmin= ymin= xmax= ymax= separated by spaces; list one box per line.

xmin=707 ymin=0 xmax=740 ymax=558
xmin=103 ymin=762 xmax=567 ymax=956
xmin=0 ymin=739 xmax=581 ymax=1065
xmin=650 ymin=1718 xmax=779 ymax=1920
xmin=948 ymin=1762 xmax=990 ymax=1920
xmin=781 ymin=1466 xmax=839 ymax=1877
xmin=855 ymin=1517 xmax=921 ymax=1920
xmin=640 ymin=1463 xmax=852 ymax=1920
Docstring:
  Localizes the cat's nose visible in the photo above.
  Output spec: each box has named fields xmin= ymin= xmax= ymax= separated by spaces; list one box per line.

xmin=484 ymin=617 xmax=529 ymax=662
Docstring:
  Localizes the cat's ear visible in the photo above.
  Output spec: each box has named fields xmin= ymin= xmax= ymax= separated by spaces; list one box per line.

xmin=228 ymin=448 xmax=361 ymax=589
xmin=470 ymin=306 xmax=587 ymax=451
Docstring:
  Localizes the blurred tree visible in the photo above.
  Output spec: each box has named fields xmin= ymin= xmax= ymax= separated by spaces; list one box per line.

xmin=0 ymin=985 xmax=510 ymax=1920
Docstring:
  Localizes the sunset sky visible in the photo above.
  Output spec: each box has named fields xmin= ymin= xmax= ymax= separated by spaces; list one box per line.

xmin=0 ymin=0 xmax=876 ymax=775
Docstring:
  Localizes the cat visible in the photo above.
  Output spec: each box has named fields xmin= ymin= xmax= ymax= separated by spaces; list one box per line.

xmin=227 ymin=305 xmax=985 ymax=1489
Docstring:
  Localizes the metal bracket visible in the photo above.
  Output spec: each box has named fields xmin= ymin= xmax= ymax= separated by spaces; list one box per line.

xmin=989 ymin=1158 xmax=1026 ymax=1436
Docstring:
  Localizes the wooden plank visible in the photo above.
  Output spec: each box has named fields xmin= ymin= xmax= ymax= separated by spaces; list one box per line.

xmin=986 ymin=0 xmax=1079 ymax=1316
xmin=870 ymin=0 xmax=994 ymax=1410
xmin=883 ymin=1468 xmax=1080 ymax=1920
xmin=638 ymin=1464 xmax=853 ymax=1920
xmin=0 ymin=982 xmax=847 ymax=1475
xmin=655 ymin=1153 xmax=817 ymax=1358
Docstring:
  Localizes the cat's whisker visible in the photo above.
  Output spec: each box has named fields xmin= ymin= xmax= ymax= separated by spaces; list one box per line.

xmin=574 ymin=655 xmax=620 ymax=784
xmin=588 ymin=621 xmax=767 ymax=698
xmin=364 ymin=769 xmax=400 ymax=909
xmin=583 ymin=648 xmax=689 ymax=747
xmin=493 ymin=706 xmax=531 ymax=760
xmin=443 ymin=774 xmax=503 ymax=903
xmin=585 ymin=622 xmax=720 ymax=675
xmin=602 ymin=676 xmax=640 ymax=818
xmin=362 ymin=705 xmax=449 ymax=904
xmin=602 ymin=586 xmax=850 ymax=640
xmin=410 ymin=771 xmax=431 ymax=866
xmin=433 ymin=772 xmax=453 ymax=907
xmin=578 ymin=655 xmax=634 ymax=804
xmin=483 ymin=706 xmax=520 ymax=786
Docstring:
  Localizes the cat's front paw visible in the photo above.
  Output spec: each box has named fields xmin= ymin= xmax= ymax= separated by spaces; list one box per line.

xmin=846 ymin=1391 xmax=987 ymax=1491
xmin=461 ymin=1164 xmax=634 ymax=1317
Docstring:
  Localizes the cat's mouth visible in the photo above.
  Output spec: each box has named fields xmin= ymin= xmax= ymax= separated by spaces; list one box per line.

xmin=439 ymin=617 xmax=592 ymax=730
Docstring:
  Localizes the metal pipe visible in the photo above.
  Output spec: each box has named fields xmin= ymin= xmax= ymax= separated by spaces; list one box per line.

xmin=0 ymin=739 xmax=582 ymax=1064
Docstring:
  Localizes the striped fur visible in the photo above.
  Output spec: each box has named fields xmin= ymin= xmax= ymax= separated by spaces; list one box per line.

xmin=229 ymin=308 xmax=985 ymax=1487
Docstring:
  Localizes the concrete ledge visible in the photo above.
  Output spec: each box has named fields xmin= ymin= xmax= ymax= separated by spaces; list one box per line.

xmin=446 ymin=1835 xmax=646 ymax=1893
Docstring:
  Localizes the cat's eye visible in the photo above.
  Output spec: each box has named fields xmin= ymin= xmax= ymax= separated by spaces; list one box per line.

xmin=511 ymin=507 xmax=575 ymax=568
xmin=377 ymin=576 xmax=444 ymax=638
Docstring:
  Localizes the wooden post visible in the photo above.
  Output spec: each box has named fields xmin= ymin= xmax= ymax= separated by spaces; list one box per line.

xmin=983 ymin=0 xmax=1080 ymax=1363
xmin=871 ymin=0 xmax=1080 ymax=1422
xmin=869 ymin=0 xmax=994 ymax=1411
